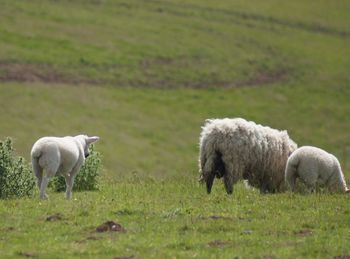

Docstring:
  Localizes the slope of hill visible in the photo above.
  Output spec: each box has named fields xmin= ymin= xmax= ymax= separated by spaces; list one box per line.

xmin=1 ymin=1 xmax=350 ymax=258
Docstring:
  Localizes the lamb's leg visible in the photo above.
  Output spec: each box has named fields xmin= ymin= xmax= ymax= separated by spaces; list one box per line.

xmin=285 ymin=159 xmax=299 ymax=192
xmin=65 ymin=166 xmax=80 ymax=199
xmin=302 ymin=172 xmax=318 ymax=193
xmin=32 ymin=157 xmax=43 ymax=191
xmin=40 ymin=174 xmax=51 ymax=199
xmin=64 ymin=174 xmax=74 ymax=199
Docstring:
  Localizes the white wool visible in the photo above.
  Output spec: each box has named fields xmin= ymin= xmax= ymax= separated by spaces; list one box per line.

xmin=199 ymin=118 xmax=297 ymax=194
xmin=31 ymin=134 xmax=99 ymax=199
xmin=285 ymin=146 xmax=348 ymax=193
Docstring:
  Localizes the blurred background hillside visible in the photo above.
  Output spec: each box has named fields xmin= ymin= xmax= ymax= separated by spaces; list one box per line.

xmin=0 ymin=0 xmax=349 ymax=180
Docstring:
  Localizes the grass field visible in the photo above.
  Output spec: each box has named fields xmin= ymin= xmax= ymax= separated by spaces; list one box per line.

xmin=0 ymin=0 xmax=350 ymax=258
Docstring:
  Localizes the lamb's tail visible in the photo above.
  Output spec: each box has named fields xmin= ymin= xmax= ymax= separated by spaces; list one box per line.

xmin=31 ymin=147 xmax=43 ymax=186
xmin=285 ymin=155 xmax=299 ymax=192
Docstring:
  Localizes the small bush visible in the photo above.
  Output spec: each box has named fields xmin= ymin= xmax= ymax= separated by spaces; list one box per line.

xmin=50 ymin=145 xmax=101 ymax=192
xmin=0 ymin=138 xmax=35 ymax=199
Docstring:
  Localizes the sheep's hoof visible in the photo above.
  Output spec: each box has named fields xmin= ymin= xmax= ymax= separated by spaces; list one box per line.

xmin=40 ymin=194 xmax=49 ymax=200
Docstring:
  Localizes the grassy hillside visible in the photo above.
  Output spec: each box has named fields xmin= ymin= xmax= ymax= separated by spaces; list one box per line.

xmin=0 ymin=0 xmax=349 ymax=177
xmin=0 ymin=0 xmax=350 ymax=257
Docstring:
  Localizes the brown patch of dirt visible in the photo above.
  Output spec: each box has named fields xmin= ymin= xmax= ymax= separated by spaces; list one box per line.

xmin=208 ymin=215 xmax=233 ymax=220
xmin=330 ymin=256 xmax=350 ymax=259
xmin=0 ymin=62 xmax=64 ymax=83
xmin=1 ymin=227 xmax=15 ymax=232
xmin=243 ymin=69 xmax=289 ymax=87
xmin=96 ymin=221 xmax=126 ymax=233
xmin=208 ymin=240 xmax=230 ymax=247
xmin=0 ymin=62 xmax=97 ymax=85
xmin=0 ymin=60 xmax=289 ymax=89
xmin=46 ymin=213 xmax=63 ymax=222
xmin=294 ymin=229 xmax=313 ymax=237
xmin=76 ymin=235 xmax=102 ymax=244
xmin=17 ymin=251 xmax=37 ymax=258
xmin=114 ymin=256 xmax=137 ymax=259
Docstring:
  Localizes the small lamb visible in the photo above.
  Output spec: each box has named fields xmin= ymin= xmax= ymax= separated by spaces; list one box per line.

xmin=285 ymin=146 xmax=349 ymax=193
xmin=31 ymin=135 xmax=99 ymax=199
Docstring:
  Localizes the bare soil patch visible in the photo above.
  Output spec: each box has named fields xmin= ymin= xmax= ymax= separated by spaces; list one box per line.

xmin=294 ymin=229 xmax=313 ymax=237
xmin=0 ymin=60 xmax=289 ymax=89
xmin=114 ymin=256 xmax=137 ymax=259
xmin=46 ymin=213 xmax=64 ymax=222
xmin=0 ymin=62 xmax=96 ymax=85
xmin=207 ymin=215 xmax=233 ymax=220
xmin=208 ymin=240 xmax=230 ymax=247
xmin=17 ymin=251 xmax=37 ymax=258
xmin=96 ymin=221 xmax=127 ymax=233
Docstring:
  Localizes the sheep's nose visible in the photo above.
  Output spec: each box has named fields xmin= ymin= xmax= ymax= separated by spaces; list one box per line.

xmin=85 ymin=153 xmax=90 ymax=158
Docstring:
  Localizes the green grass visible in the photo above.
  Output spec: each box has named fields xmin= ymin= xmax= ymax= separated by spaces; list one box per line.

xmin=0 ymin=0 xmax=350 ymax=257
xmin=1 ymin=180 xmax=350 ymax=258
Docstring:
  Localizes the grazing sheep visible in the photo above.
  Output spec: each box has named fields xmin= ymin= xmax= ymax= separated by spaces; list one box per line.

xmin=199 ymin=118 xmax=297 ymax=194
xmin=285 ymin=146 xmax=349 ymax=193
xmin=31 ymin=135 xmax=99 ymax=199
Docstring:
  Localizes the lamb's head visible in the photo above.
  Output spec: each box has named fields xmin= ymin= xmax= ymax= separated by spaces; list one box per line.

xmin=75 ymin=135 xmax=100 ymax=158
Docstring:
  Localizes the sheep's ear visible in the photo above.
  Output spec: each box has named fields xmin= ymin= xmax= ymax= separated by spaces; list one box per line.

xmin=87 ymin=136 xmax=99 ymax=144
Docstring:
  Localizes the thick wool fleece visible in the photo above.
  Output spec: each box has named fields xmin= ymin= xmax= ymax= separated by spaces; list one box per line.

xmin=285 ymin=146 xmax=348 ymax=193
xmin=199 ymin=118 xmax=297 ymax=194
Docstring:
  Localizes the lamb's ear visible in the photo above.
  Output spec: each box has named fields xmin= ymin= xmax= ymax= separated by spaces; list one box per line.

xmin=86 ymin=136 xmax=100 ymax=144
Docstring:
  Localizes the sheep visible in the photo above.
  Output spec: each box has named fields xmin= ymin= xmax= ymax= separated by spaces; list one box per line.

xmin=285 ymin=146 xmax=349 ymax=193
xmin=31 ymin=135 xmax=99 ymax=199
xmin=199 ymin=118 xmax=297 ymax=194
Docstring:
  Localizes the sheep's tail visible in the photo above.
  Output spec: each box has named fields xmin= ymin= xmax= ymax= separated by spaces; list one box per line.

xmin=285 ymin=155 xmax=299 ymax=192
xmin=31 ymin=147 xmax=43 ymax=188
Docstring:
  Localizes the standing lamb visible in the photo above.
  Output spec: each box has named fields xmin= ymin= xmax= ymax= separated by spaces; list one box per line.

xmin=199 ymin=118 xmax=297 ymax=194
xmin=31 ymin=135 xmax=99 ymax=199
xmin=285 ymin=146 xmax=349 ymax=193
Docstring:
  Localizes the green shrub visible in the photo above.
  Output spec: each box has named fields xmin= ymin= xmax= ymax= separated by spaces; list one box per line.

xmin=0 ymin=138 xmax=35 ymax=199
xmin=50 ymin=145 xmax=101 ymax=192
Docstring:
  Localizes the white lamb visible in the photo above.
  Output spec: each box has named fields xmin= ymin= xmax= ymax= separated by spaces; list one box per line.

xmin=199 ymin=118 xmax=297 ymax=194
xmin=31 ymin=135 xmax=99 ymax=199
xmin=285 ymin=146 xmax=349 ymax=193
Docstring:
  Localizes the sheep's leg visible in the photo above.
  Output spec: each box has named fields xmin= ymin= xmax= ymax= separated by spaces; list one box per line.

xmin=206 ymin=173 xmax=215 ymax=194
xmin=65 ymin=166 xmax=80 ymax=199
xmin=202 ymin=153 xmax=217 ymax=194
xmin=64 ymin=174 xmax=74 ymax=199
xmin=39 ymin=174 xmax=51 ymax=199
xmin=285 ymin=161 xmax=298 ymax=192
xmin=32 ymin=157 xmax=43 ymax=191
xmin=302 ymin=172 xmax=318 ymax=193
xmin=35 ymin=170 xmax=43 ymax=191
xmin=222 ymin=158 xmax=239 ymax=195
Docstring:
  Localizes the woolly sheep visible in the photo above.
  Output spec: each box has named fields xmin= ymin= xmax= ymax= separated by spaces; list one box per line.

xmin=31 ymin=135 xmax=99 ymax=199
xmin=285 ymin=146 xmax=349 ymax=193
xmin=199 ymin=118 xmax=297 ymax=194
